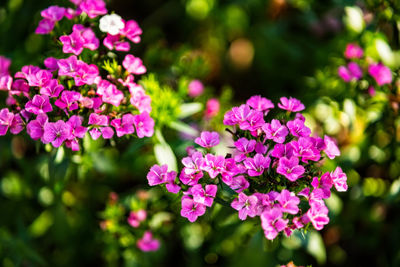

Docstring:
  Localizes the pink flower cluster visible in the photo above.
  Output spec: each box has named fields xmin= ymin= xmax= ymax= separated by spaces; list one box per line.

xmin=338 ymin=43 xmax=392 ymax=90
xmin=127 ymin=210 xmax=160 ymax=252
xmin=0 ymin=0 xmax=154 ymax=151
xmin=146 ymin=96 xmax=348 ymax=240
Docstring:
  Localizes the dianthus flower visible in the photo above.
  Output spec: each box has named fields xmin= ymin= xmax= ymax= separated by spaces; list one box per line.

xmin=146 ymin=95 xmax=348 ymax=240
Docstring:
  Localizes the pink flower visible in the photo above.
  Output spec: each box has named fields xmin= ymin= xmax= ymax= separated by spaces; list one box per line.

xmin=243 ymin=153 xmax=270 ymax=176
xmin=35 ymin=19 xmax=56 ymax=34
xmin=103 ymin=34 xmax=130 ymax=51
xmin=179 ymin=171 xmax=203 ymax=186
xmin=123 ymin=54 xmax=146 ymax=75
xmin=127 ymin=210 xmax=147 ymax=228
xmin=228 ymin=175 xmax=249 ymax=193
xmin=311 ymin=172 xmax=333 ymax=199
xmin=60 ymin=31 xmax=85 ymax=55
xmin=330 ymin=167 xmax=348 ymax=192
xmin=240 ymin=109 xmax=265 ymax=132
xmin=246 ymin=95 xmax=274 ymax=112
xmin=96 ymin=79 xmax=124 ymax=107
xmin=165 ymin=171 xmax=180 ymax=194
xmin=147 ymin=164 xmax=169 ymax=186
xmin=121 ymin=20 xmax=142 ymax=43
xmin=276 ymin=157 xmax=305 ymax=182
xmin=181 ymin=196 xmax=206 ymax=222
xmin=41 ymin=6 xmax=65 ymax=21
xmin=205 ymin=98 xmax=220 ymax=119
xmin=65 ymin=115 xmax=87 ymax=151
xmin=111 ymin=114 xmax=135 ymax=137
xmin=0 ymin=108 xmax=14 ymax=136
xmin=200 ymin=154 xmax=225 ymax=178
xmin=0 ymin=56 xmax=11 ymax=76
xmin=79 ymin=0 xmax=107 ymax=18
xmin=26 ymin=114 xmax=48 ymax=140
xmin=194 ymin=131 xmax=219 ymax=148
xmin=323 ymin=135 xmax=340 ymax=159
xmin=55 ymin=90 xmax=81 ymax=111
xmin=262 ymin=119 xmax=288 ymax=144
xmin=277 ymin=97 xmax=305 ymax=112
xmin=88 ymin=113 xmax=114 ymax=140
xmin=286 ymin=118 xmax=311 ymax=137
xmin=57 ymin=55 xmax=80 ymax=77
xmin=344 ymin=43 xmax=363 ymax=59
xmin=306 ymin=200 xmax=329 ymax=230
xmin=43 ymin=120 xmax=71 ymax=147
xmin=72 ymin=24 xmax=99 ymax=51
xmin=261 ymin=207 xmax=288 ymax=240
xmin=10 ymin=114 xmax=24 ymax=135
xmin=290 ymin=137 xmax=321 ymax=163
xmin=74 ymin=63 xmax=99 ymax=86
xmin=276 ymin=189 xmax=300 ymax=214
xmin=188 ymin=80 xmax=204 ymax=97
xmin=0 ymin=75 xmax=13 ymax=90
xmin=223 ymin=104 xmax=252 ymax=126
xmin=25 ymin=95 xmax=53 ymax=114
xmin=231 ymin=192 xmax=258 ymax=220
xmin=133 ymin=112 xmax=154 ymax=138
xmin=137 ymin=231 xmax=160 ymax=252
xmin=40 ymin=79 xmax=64 ymax=98
xmin=182 ymin=151 xmax=204 ymax=177
xmin=368 ymin=63 xmax=392 ymax=86
xmin=191 ymin=184 xmax=217 ymax=207
xmin=129 ymin=85 xmax=152 ymax=113
xmin=233 ymin=137 xmax=256 ymax=162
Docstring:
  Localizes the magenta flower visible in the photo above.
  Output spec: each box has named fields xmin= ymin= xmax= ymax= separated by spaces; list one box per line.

xmin=0 ymin=56 xmax=11 ymax=76
xmin=188 ymin=80 xmax=204 ymax=97
xmin=223 ymin=104 xmax=252 ymax=126
xmin=26 ymin=69 xmax=53 ymax=88
xmin=65 ymin=115 xmax=87 ymax=151
xmin=323 ymin=135 xmax=340 ymax=159
xmin=57 ymin=55 xmax=80 ymax=77
xmin=348 ymin=62 xmax=362 ymax=79
xmin=10 ymin=114 xmax=24 ymax=135
xmin=344 ymin=43 xmax=363 ymax=59
xmin=103 ymin=34 xmax=130 ymax=51
xmin=147 ymin=164 xmax=169 ymax=186
xmin=180 ymin=196 xmax=206 ymax=222
xmin=195 ymin=131 xmax=220 ymax=148
xmin=240 ymin=109 xmax=265 ymax=131
xmin=179 ymin=171 xmax=203 ymax=186
xmin=165 ymin=171 xmax=180 ymax=194
xmin=271 ymin=143 xmax=294 ymax=159
xmin=306 ymin=200 xmax=329 ymax=230
xmin=368 ymin=63 xmax=392 ymax=86
xmin=243 ymin=153 xmax=271 ymax=176
xmin=200 ymin=154 xmax=225 ymax=178
xmin=88 ymin=113 xmax=114 ymax=140
xmin=261 ymin=208 xmax=288 ymax=240
xmin=41 ymin=6 xmax=65 ymax=21
xmin=40 ymin=79 xmax=64 ymax=98
xmin=123 ymin=54 xmax=146 ymax=75
xmin=182 ymin=151 xmax=204 ymax=177
xmin=276 ymin=189 xmax=300 ymax=214
xmin=72 ymin=24 xmax=99 ymax=51
xmin=287 ymin=118 xmax=311 ymax=137
xmin=111 ymin=114 xmax=135 ymax=137
xmin=246 ymin=95 xmax=274 ymax=112
xmin=330 ymin=167 xmax=348 ymax=192
xmin=55 ymin=90 xmax=81 ymax=111
xmin=96 ymin=79 xmax=124 ymax=107
xmin=60 ymin=31 xmax=85 ymax=55
xmin=42 ymin=120 xmax=71 ymax=147
xmin=137 ymin=231 xmax=160 ymax=252
xmin=277 ymin=97 xmax=305 ymax=112
xmin=276 ymin=157 xmax=305 ymax=182
xmin=129 ymin=85 xmax=152 ymax=113
xmin=290 ymin=137 xmax=321 ymax=163
xmin=133 ymin=112 xmax=154 ymax=138
xmin=26 ymin=114 xmax=48 ymax=140
xmin=79 ymin=0 xmax=107 ymax=18
xmin=262 ymin=119 xmax=288 ymax=144
xmin=35 ymin=19 xmax=55 ymax=34
xmin=228 ymin=175 xmax=249 ymax=193
xmin=74 ymin=63 xmax=99 ymax=86
xmin=311 ymin=172 xmax=333 ymax=199
xmin=191 ymin=184 xmax=217 ymax=207
xmin=25 ymin=95 xmax=53 ymax=115
xmin=0 ymin=75 xmax=12 ymax=90
xmin=121 ymin=20 xmax=142 ymax=43
xmin=127 ymin=210 xmax=147 ymax=228
xmin=231 ymin=192 xmax=258 ymax=220
xmin=233 ymin=137 xmax=256 ymax=162
xmin=205 ymin=98 xmax=220 ymax=119
xmin=0 ymin=108 xmax=14 ymax=135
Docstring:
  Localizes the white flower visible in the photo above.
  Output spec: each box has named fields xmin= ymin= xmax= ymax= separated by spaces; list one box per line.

xmin=99 ymin=14 xmax=125 ymax=35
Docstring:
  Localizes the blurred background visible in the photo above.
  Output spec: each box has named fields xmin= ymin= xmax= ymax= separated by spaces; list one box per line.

xmin=1 ymin=0 xmax=400 ymax=266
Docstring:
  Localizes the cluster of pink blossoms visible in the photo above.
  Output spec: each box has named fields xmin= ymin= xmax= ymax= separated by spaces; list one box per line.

xmin=127 ymin=210 xmax=160 ymax=252
xmin=338 ymin=43 xmax=393 ymax=96
xmin=146 ymin=96 xmax=348 ymax=240
xmin=0 ymin=0 xmax=154 ymax=151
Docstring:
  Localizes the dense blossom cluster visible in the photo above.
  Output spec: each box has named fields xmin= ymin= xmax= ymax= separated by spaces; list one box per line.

xmin=0 ymin=0 xmax=154 ymax=151
xmin=338 ymin=43 xmax=393 ymax=96
xmin=146 ymin=96 xmax=348 ymax=240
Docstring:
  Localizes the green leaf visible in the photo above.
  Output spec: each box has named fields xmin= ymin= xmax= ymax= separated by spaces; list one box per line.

xmin=177 ymin=102 xmax=203 ymax=118
xmin=168 ymin=121 xmax=199 ymax=137
xmin=306 ymin=231 xmax=326 ymax=265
